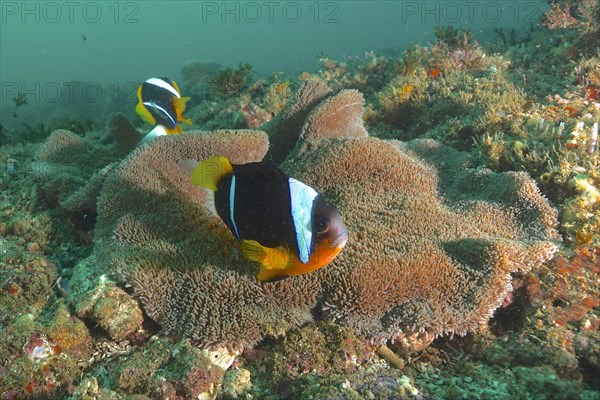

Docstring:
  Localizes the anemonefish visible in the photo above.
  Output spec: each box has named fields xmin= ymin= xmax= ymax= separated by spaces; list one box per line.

xmin=190 ymin=156 xmax=348 ymax=282
xmin=135 ymin=77 xmax=191 ymax=144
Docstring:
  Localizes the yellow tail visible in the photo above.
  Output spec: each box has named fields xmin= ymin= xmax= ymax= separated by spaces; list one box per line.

xmin=190 ymin=156 xmax=233 ymax=191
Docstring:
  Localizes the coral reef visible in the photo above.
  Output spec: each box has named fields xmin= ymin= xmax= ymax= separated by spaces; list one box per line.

xmin=251 ymin=322 xmax=375 ymax=388
xmin=3 ymin=6 xmax=600 ymax=397
xmin=72 ymin=336 xmax=234 ymax=400
xmin=543 ymin=0 xmax=600 ymax=49
xmin=68 ymin=256 xmax=144 ymax=341
xmin=283 ymin=128 xmax=559 ymax=344
xmin=0 ymin=201 xmax=58 ymax=326
xmin=302 ymin=53 xmax=398 ymax=98
xmin=262 ymin=79 xmax=331 ymax=164
xmin=181 ymin=60 xmax=222 ymax=103
xmin=210 ymin=63 xmax=253 ymax=98
xmin=188 ymin=73 xmax=292 ymax=133
xmin=31 ymin=114 xmax=141 ymax=216
xmin=92 ymin=85 xmax=559 ymax=354
xmin=94 ymin=130 xmax=322 ymax=350
xmin=0 ymin=302 xmax=94 ymax=399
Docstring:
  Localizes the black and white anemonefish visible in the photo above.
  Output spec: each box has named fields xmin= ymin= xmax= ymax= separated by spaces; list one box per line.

xmin=135 ymin=77 xmax=191 ymax=144
xmin=190 ymin=156 xmax=348 ymax=282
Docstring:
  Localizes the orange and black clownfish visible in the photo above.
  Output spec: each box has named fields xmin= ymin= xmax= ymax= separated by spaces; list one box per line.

xmin=136 ymin=77 xmax=191 ymax=144
xmin=190 ymin=156 xmax=349 ymax=282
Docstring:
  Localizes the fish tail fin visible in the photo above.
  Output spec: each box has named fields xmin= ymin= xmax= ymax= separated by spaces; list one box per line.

xmin=203 ymin=187 xmax=217 ymax=216
xmin=178 ymin=159 xmax=218 ymax=216
xmin=190 ymin=155 xmax=233 ymax=191
xmin=241 ymin=240 xmax=289 ymax=271
xmin=173 ymin=96 xmax=191 ymax=124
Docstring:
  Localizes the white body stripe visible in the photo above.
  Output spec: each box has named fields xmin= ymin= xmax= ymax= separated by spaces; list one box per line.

xmin=143 ymin=101 xmax=176 ymax=127
xmin=138 ymin=124 xmax=167 ymax=146
xmin=145 ymin=78 xmax=180 ymax=98
xmin=288 ymin=178 xmax=318 ymax=263
xmin=229 ymin=175 xmax=240 ymax=239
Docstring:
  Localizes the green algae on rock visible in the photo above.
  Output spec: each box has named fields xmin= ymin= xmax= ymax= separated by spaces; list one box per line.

xmin=0 ymin=302 xmax=94 ymax=399
xmin=74 ymin=336 xmax=233 ymax=400
xmin=69 ymin=256 xmax=144 ymax=341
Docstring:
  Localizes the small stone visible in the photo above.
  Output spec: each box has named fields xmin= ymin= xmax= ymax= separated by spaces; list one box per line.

xmin=13 ymin=220 xmax=28 ymax=235
xmin=221 ymin=368 xmax=252 ymax=399
xmin=28 ymin=242 xmax=40 ymax=252
xmin=92 ymin=286 xmax=144 ymax=340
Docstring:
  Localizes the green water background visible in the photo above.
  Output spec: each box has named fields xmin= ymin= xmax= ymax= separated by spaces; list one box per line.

xmin=0 ymin=0 xmax=548 ymax=129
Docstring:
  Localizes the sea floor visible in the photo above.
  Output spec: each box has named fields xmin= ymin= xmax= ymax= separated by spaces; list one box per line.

xmin=1 ymin=16 xmax=600 ymax=400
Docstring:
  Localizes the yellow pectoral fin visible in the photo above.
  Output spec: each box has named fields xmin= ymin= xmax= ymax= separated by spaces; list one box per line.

xmin=241 ymin=240 xmax=289 ymax=270
xmin=135 ymin=100 xmax=156 ymax=126
xmin=257 ymin=266 xmax=290 ymax=282
xmin=190 ymin=155 xmax=233 ymax=191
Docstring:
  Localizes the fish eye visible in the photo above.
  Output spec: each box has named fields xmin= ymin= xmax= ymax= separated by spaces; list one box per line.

xmin=314 ymin=219 xmax=329 ymax=234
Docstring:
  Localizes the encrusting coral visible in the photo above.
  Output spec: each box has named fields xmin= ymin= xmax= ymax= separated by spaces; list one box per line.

xmin=92 ymin=84 xmax=560 ymax=353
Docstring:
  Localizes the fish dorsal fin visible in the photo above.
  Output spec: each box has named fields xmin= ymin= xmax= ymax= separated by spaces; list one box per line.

xmin=190 ymin=156 xmax=233 ymax=191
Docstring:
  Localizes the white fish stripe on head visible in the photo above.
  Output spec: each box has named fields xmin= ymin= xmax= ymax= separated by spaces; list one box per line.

xmin=143 ymin=102 xmax=176 ymax=127
xmin=229 ymin=175 xmax=240 ymax=239
xmin=145 ymin=78 xmax=180 ymax=98
xmin=288 ymin=178 xmax=318 ymax=263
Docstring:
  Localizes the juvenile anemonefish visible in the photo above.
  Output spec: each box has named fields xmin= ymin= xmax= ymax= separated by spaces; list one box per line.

xmin=135 ymin=77 xmax=191 ymax=144
xmin=190 ymin=156 xmax=348 ymax=282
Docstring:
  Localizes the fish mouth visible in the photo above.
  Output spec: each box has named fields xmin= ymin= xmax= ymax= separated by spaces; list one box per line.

xmin=330 ymin=229 xmax=349 ymax=250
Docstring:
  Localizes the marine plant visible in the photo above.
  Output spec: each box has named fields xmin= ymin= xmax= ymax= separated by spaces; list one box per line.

xmin=543 ymin=0 xmax=600 ymax=49
xmin=210 ymin=63 xmax=253 ymax=98
xmin=433 ymin=25 xmax=474 ymax=50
